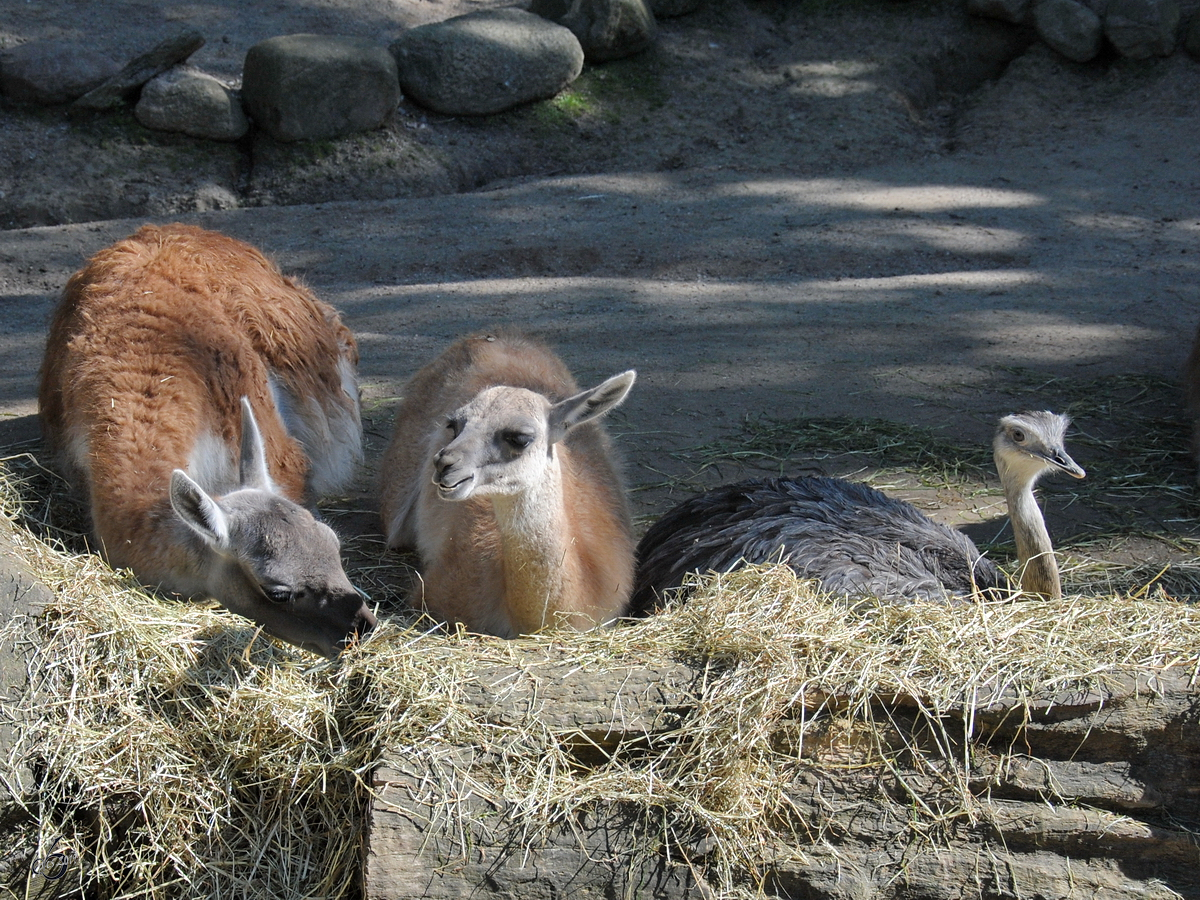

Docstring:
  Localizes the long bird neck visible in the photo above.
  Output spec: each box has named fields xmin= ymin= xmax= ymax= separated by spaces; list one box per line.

xmin=489 ymin=454 xmax=574 ymax=634
xmin=1002 ymin=475 xmax=1061 ymax=600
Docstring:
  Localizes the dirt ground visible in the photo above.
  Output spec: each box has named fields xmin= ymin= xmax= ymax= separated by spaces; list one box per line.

xmin=2 ymin=0 xmax=1200 ymax=606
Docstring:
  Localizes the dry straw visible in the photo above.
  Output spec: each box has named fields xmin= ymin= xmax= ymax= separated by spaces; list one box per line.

xmin=3 ymin=451 xmax=1200 ymax=898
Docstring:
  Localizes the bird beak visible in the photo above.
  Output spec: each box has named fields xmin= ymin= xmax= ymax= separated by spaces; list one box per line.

xmin=1048 ymin=451 xmax=1086 ymax=480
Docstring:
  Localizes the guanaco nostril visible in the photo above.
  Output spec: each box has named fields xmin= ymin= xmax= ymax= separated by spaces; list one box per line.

xmin=433 ymin=453 xmax=451 ymax=477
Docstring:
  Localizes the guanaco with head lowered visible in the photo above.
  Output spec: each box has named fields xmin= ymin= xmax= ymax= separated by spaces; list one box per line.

xmin=39 ymin=223 xmax=376 ymax=657
xmin=379 ymin=332 xmax=636 ymax=637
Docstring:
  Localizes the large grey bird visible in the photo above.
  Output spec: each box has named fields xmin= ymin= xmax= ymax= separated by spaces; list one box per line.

xmin=630 ymin=411 xmax=1085 ymax=614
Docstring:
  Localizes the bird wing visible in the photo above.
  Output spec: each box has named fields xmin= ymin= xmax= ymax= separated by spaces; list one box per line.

xmin=630 ymin=476 xmax=1001 ymax=615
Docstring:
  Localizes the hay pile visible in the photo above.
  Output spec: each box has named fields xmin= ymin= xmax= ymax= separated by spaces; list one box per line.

xmin=3 ymin=458 xmax=1200 ymax=899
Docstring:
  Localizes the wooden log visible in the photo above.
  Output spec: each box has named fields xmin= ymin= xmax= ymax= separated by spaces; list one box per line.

xmin=0 ymin=517 xmax=52 ymax=806
xmin=369 ymin=656 xmax=709 ymax=899
xmin=367 ymin=656 xmax=1200 ymax=899
xmin=370 ymin=747 xmax=703 ymax=900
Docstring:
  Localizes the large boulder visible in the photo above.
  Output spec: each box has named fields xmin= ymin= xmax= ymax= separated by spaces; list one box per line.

xmin=530 ymin=0 xmax=658 ymax=62
xmin=390 ymin=9 xmax=584 ymax=117
xmin=135 ymin=66 xmax=249 ymax=142
xmin=242 ymin=34 xmax=400 ymax=142
xmin=1104 ymin=0 xmax=1180 ymax=58
xmin=1033 ymin=0 xmax=1104 ymax=61
xmin=0 ymin=41 xmax=121 ymax=105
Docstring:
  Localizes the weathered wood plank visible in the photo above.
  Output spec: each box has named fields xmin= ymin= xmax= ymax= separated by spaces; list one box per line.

xmin=460 ymin=657 xmax=703 ymax=735
xmin=370 ymin=747 xmax=702 ymax=900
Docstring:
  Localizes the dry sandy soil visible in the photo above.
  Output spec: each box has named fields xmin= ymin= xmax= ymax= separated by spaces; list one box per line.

xmin=1 ymin=0 xmax=1200 ymax=605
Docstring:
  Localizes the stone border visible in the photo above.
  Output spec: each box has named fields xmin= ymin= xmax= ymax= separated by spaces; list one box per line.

xmin=2 ymin=1 xmax=1197 ymax=147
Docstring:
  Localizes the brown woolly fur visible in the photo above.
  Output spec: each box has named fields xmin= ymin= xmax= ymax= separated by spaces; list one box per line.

xmin=40 ymin=223 xmax=359 ymax=515
xmin=380 ymin=331 xmax=635 ymax=636
xmin=37 ymin=223 xmax=372 ymax=657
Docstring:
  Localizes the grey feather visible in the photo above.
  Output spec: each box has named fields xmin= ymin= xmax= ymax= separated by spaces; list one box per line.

xmin=630 ymin=475 xmax=1001 ymax=613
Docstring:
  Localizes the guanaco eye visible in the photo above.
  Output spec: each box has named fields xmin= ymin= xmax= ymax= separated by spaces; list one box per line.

xmin=1011 ymin=428 xmax=1025 ymax=443
xmin=264 ymin=586 xmax=292 ymax=605
xmin=502 ymin=431 xmax=534 ymax=450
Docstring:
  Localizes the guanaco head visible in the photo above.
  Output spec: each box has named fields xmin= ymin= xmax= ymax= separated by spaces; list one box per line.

xmin=170 ymin=399 xmax=376 ymax=657
xmin=431 ymin=370 xmax=636 ymax=502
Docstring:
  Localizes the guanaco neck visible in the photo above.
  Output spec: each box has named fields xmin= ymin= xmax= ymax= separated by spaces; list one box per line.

xmin=1000 ymin=467 xmax=1062 ymax=600
xmin=489 ymin=451 xmax=582 ymax=634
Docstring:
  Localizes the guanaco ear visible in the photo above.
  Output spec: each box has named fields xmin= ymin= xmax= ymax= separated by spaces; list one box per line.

xmin=547 ymin=370 xmax=636 ymax=445
xmin=170 ymin=469 xmax=231 ymax=550
xmin=238 ymin=397 xmax=273 ymax=491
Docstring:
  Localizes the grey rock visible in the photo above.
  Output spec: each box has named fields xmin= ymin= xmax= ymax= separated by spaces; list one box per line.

xmin=135 ymin=66 xmax=249 ymax=141
xmin=0 ymin=41 xmax=121 ymax=105
xmin=530 ymin=0 xmax=658 ymax=62
xmin=1186 ymin=11 xmax=1200 ymax=58
xmin=648 ymin=0 xmax=702 ymax=18
xmin=193 ymin=183 xmax=241 ymax=211
xmin=967 ymin=0 xmax=1032 ymax=24
xmin=390 ymin=9 xmax=584 ymax=116
xmin=242 ymin=34 xmax=400 ymax=142
xmin=1033 ymin=0 xmax=1104 ymax=61
xmin=1105 ymin=0 xmax=1180 ymax=58
xmin=74 ymin=30 xmax=205 ymax=110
